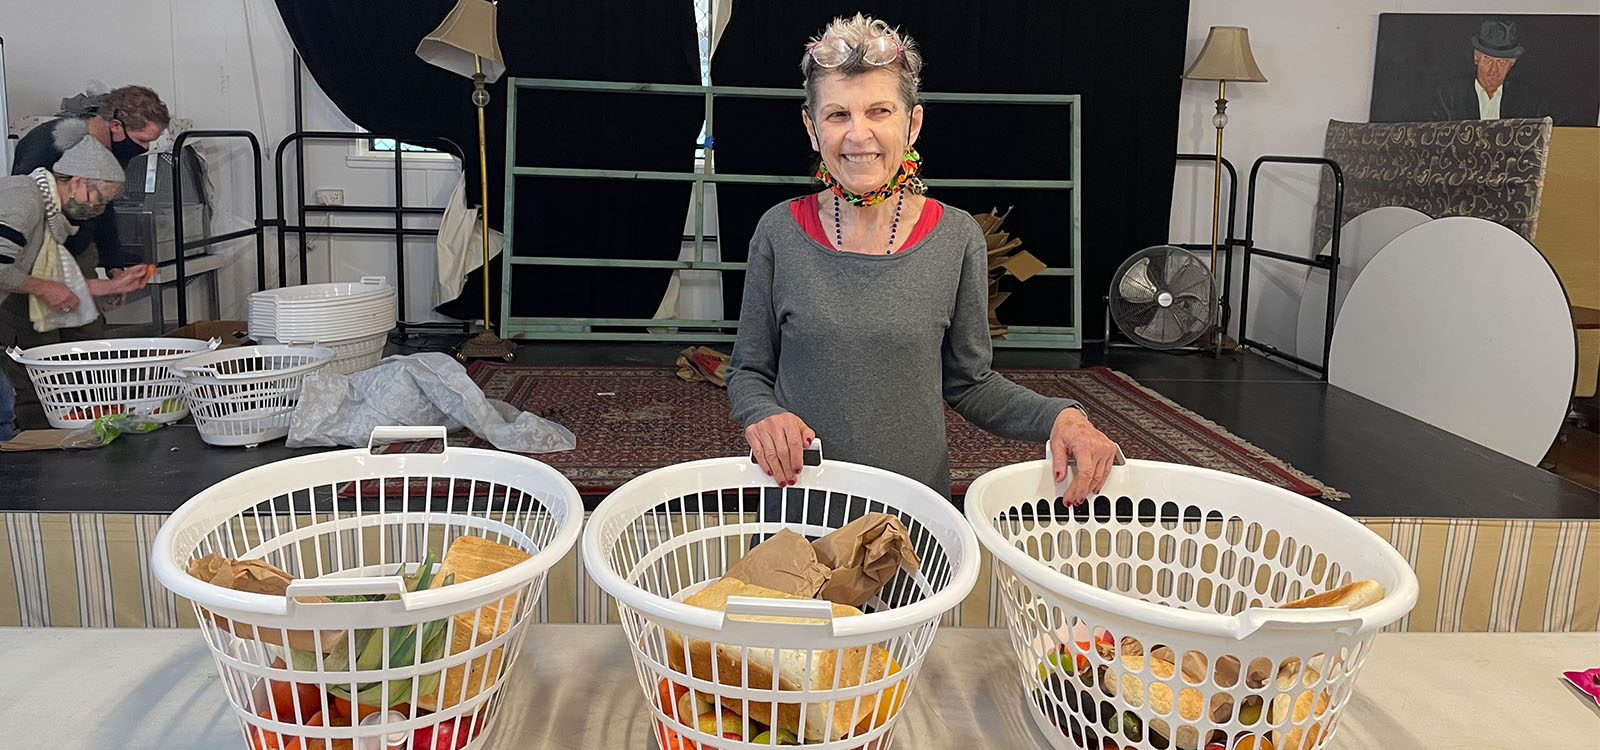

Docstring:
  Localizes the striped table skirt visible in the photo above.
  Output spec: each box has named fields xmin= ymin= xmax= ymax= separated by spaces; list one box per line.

xmin=3 ymin=513 xmax=1596 ymax=632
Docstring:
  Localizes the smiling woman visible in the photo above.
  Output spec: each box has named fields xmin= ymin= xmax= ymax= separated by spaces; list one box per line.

xmin=725 ymin=14 xmax=1121 ymax=502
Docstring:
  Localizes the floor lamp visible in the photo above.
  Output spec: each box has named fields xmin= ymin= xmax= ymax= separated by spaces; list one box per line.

xmin=1183 ymin=26 xmax=1266 ymax=353
xmin=417 ymin=0 xmax=518 ymax=361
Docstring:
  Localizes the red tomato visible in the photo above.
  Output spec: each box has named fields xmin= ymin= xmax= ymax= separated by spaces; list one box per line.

xmin=413 ymin=716 xmax=479 ymax=750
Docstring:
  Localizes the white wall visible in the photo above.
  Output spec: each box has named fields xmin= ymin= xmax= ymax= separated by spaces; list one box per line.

xmin=2 ymin=0 xmax=461 ymax=326
xmin=1172 ymin=0 xmax=1596 ymax=359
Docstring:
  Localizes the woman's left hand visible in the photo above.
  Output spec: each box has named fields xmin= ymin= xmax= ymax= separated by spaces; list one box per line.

xmin=1049 ymin=408 xmax=1119 ymax=505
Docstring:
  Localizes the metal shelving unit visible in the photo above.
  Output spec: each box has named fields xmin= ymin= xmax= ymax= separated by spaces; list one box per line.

xmin=498 ymin=77 xmax=1084 ymax=348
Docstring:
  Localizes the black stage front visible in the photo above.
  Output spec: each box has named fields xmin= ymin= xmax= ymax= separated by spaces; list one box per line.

xmin=2 ymin=343 xmax=1593 ymax=519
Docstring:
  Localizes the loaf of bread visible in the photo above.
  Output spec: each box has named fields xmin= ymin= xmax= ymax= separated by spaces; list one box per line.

xmin=414 ymin=535 xmax=532 ymax=711
xmin=665 ymin=577 xmax=896 ymax=742
xmin=1280 ymin=580 xmax=1385 ymax=610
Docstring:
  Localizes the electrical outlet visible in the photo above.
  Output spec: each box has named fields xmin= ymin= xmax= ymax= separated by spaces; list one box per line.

xmin=314 ymin=189 xmax=345 ymax=206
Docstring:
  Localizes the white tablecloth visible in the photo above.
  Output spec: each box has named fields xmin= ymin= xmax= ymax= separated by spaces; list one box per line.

xmin=1 ymin=627 xmax=1593 ymax=748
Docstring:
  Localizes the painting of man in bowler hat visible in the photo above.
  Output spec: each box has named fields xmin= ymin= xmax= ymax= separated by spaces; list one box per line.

xmin=1369 ymin=13 xmax=1597 ymax=126
xmin=1430 ymin=19 xmax=1547 ymax=120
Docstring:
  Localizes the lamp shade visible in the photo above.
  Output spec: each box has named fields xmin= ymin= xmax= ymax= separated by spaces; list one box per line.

xmin=416 ymin=0 xmax=506 ymax=82
xmin=1183 ymin=26 xmax=1267 ymax=82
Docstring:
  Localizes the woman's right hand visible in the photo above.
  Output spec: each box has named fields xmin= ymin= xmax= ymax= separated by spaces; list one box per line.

xmin=745 ymin=412 xmax=816 ymax=487
xmin=88 ymin=265 xmax=154 ymax=297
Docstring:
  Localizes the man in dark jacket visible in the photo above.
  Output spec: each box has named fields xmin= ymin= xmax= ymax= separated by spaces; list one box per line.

xmin=1431 ymin=19 xmax=1548 ymax=121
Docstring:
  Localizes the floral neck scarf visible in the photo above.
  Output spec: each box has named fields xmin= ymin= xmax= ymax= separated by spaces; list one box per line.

xmin=815 ymin=146 xmax=923 ymax=206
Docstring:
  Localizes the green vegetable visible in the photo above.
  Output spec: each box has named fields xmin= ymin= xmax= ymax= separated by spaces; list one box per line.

xmin=295 ymin=554 xmax=456 ymax=708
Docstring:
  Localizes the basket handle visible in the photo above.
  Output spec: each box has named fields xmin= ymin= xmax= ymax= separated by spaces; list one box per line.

xmin=359 ymin=275 xmax=388 ymax=287
xmin=282 ymin=577 xmax=412 ymax=611
xmin=716 ymin=595 xmax=841 ymax=638
xmin=5 ymin=346 xmax=23 ymax=363
xmin=204 ymin=337 xmax=222 ymax=351
xmin=749 ymin=437 xmax=824 ymax=471
xmin=1043 ymin=440 xmax=1127 ymax=469
xmin=174 ymin=365 xmax=222 ymax=379
xmin=367 ymin=426 xmax=449 ymax=453
xmin=1232 ymin=607 xmax=1365 ymax=639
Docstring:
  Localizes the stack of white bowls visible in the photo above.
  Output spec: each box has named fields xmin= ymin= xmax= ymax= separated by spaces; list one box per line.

xmin=248 ymin=276 xmax=396 ymax=374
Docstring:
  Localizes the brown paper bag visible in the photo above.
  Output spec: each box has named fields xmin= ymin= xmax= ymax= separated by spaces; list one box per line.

xmin=721 ymin=528 xmax=833 ymax=596
xmin=723 ymin=515 xmax=922 ymax=607
xmin=0 ymin=429 xmax=77 ymax=451
xmin=186 ymin=553 xmax=339 ymax=650
xmin=812 ymin=514 xmax=922 ymax=607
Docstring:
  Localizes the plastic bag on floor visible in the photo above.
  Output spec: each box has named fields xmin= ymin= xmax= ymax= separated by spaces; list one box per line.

xmin=286 ymin=352 xmax=576 ymax=452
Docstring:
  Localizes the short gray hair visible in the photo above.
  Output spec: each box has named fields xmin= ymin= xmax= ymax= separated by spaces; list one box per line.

xmin=800 ymin=14 xmax=923 ymax=114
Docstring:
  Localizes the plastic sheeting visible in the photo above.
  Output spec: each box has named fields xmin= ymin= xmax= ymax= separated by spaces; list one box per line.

xmin=287 ymin=352 xmax=575 ymax=453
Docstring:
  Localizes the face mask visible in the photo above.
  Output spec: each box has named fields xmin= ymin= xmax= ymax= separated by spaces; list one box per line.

xmin=110 ymin=135 xmax=147 ymax=165
xmin=62 ymin=196 xmax=107 ymax=221
xmin=815 ymin=146 xmax=924 ymax=206
xmin=61 ymin=183 xmax=107 ymax=219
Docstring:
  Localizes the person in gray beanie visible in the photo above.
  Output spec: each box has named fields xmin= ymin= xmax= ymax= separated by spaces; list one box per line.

xmin=0 ymin=136 xmax=153 ymax=436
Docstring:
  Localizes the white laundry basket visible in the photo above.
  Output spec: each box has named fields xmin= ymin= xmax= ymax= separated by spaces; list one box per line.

xmin=6 ymin=336 xmax=219 ymax=428
xmin=965 ymin=456 xmax=1418 ymax=750
xmin=171 ymin=344 xmax=334 ymax=447
xmin=583 ymin=443 xmax=980 ymax=749
xmin=151 ymin=427 xmax=583 ymax=750
xmin=320 ymin=332 xmax=388 ymax=374
xmin=256 ymin=332 xmax=389 ymax=375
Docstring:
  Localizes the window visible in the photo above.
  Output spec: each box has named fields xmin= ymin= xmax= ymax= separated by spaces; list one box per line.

xmin=369 ymin=138 xmax=439 ymax=153
xmin=347 ymin=130 xmax=457 ymax=169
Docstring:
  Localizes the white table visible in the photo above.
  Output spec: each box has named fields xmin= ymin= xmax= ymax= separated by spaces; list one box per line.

xmin=1 ymin=627 xmax=1593 ymax=748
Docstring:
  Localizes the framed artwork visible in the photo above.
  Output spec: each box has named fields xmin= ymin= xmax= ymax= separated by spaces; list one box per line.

xmin=1370 ymin=13 xmax=1599 ymax=126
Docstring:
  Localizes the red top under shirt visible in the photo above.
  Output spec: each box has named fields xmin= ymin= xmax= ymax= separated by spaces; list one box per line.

xmin=790 ymin=193 xmax=944 ymax=253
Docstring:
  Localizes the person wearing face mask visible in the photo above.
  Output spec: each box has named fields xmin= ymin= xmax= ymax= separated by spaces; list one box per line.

xmin=9 ymin=85 xmax=169 ymax=327
xmin=727 ymin=14 xmax=1120 ymax=505
xmin=0 ymin=137 xmax=152 ymax=437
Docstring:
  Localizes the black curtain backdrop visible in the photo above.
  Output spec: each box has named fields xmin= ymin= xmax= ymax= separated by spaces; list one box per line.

xmin=274 ymin=1 xmax=703 ymax=322
xmin=710 ymin=1 xmax=1188 ymax=338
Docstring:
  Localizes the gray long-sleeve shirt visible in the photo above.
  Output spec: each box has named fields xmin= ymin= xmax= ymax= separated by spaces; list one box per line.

xmin=728 ymin=198 xmax=1079 ymax=497
xmin=0 ymin=173 xmax=71 ymax=304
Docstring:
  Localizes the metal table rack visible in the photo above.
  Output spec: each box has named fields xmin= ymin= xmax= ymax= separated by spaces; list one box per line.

xmin=271 ymin=130 xmax=465 ymax=336
xmin=160 ymin=129 xmax=468 ymax=333
xmin=167 ymin=129 xmax=265 ymax=327
xmin=1238 ymin=155 xmax=1345 ymax=379
xmin=276 ymin=53 xmax=470 ymax=336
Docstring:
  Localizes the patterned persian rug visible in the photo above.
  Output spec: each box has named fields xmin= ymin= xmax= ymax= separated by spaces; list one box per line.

xmin=378 ymin=363 xmax=1341 ymax=499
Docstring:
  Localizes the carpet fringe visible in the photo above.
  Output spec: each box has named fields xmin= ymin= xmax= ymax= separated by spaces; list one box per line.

xmin=1104 ymin=369 xmax=1350 ymax=501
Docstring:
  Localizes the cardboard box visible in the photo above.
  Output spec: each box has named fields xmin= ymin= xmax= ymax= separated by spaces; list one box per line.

xmin=166 ymin=320 xmax=252 ymax=348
